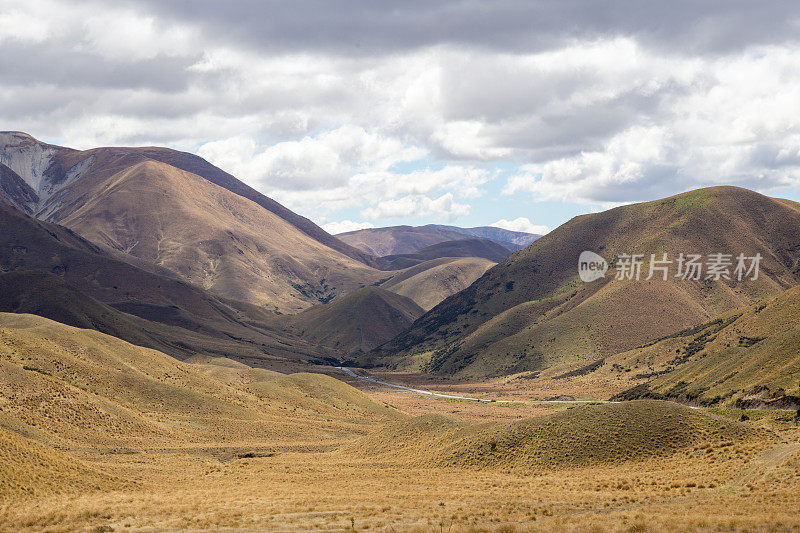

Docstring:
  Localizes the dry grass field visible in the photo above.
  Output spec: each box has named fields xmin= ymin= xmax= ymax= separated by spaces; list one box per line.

xmin=1 ymin=313 xmax=799 ymax=532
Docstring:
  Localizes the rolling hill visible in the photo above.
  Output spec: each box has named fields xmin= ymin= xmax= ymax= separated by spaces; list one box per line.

xmin=0 ymin=132 xmax=385 ymax=312
xmin=0 ymin=312 xmax=398 ymax=461
xmin=288 ymin=286 xmax=424 ymax=354
xmin=370 ymin=187 xmax=800 ymax=377
xmin=380 ymin=238 xmax=512 ymax=269
xmin=349 ymin=400 xmax=761 ymax=468
xmin=377 ymin=257 xmax=496 ymax=310
xmin=337 ymin=224 xmax=539 ymax=256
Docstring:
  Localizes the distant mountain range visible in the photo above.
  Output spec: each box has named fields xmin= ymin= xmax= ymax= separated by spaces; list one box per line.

xmin=336 ymin=224 xmax=540 ymax=256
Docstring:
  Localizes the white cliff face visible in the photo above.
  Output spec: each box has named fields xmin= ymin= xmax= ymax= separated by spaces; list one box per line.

xmin=0 ymin=132 xmax=94 ymax=219
xmin=0 ymin=132 xmax=59 ymax=196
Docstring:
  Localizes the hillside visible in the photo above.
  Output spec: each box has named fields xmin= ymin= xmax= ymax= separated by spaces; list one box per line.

xmin=0 ymin=312 xmax=397 ymax=453
xmin=0 ymin=204 xmax=337 ymax=366
xmin=378 ymin=257 xmax=496 ymax=310
xmin=349 ymin=400 xmax=761 ymax=468
xmin=371 ymin=187 xmax=800 ymax=377
xmin=338 ymin=224 xmax=538 ymax=256
xmin=0 ymin=162 xmax=38 ymax=214
xmin=0 ymin=132 xmax=384 ymax=311
xmin=381 ymin=238 xmax=511 ymax=269
xmin=288 ymin=287 xmax=424 ymax=354
xmin=595 ymin=283 xmax=800 ymax=407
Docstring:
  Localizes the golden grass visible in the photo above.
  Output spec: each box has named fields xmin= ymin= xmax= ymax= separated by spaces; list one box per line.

xmin=1 ymin=313 xmax=799 ymax=531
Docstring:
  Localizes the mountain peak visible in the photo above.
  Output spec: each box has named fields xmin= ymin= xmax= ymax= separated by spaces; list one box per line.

xmin=0 ymin=131 xmax=43 ymax=149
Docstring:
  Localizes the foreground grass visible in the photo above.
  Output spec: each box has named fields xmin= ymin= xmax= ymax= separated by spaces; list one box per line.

xmin=1 ymin=441 xmax=799 ymax=532
xmin=1 ymin=412 xmax=798 ymax=533
xmin=2 ymin=314 xmax=799 ymax=532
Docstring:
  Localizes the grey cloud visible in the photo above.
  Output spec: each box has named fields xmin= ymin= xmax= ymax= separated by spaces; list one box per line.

xmin=0 ymin=41 xmax=198 ymax=92
xmin=130 ymin=0 xmax=800 ymax=55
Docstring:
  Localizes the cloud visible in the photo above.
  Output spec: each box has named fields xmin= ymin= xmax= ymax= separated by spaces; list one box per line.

xmin=321 ymin=220 xmax=375 ymax=234
xmin=491 ymin=217 xmax=549 ymax=235
xmin=504 ymin=45 xmax=800 ymax=204
xmin=3 ymin=0 xmax=800 ymax=228
xmin=362 ymin=193 xmax=470 ymax=221
xmin=136 ymin=1 xmax=800 ymax=56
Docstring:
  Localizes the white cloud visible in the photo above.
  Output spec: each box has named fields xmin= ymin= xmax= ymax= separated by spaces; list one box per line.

xmin=491 ymin=217 xmax=550 ymax=235
xmin=321 ymin=220 xmax=375 ymax=234
xmin=0 ymin=7 xmax=50 ymax=43
xmin=362 ymin=193 xmax=471 ymax=221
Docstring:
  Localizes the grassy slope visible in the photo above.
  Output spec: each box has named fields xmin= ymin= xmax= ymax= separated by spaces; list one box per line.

xmin=0 ymin=312 xmax=398 ymax=452
xmin=288 ymin=286 xmax=424 ymax=354
xmin=595 ymin=284 xmax=800 ymax=405
xmin=380 ymin=257 xmax=496 ymax=310
xmin=373 ymin=187 xmax=800 ymax=378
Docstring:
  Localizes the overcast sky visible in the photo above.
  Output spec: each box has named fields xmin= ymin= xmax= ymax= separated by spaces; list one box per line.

xmin=3 ymin=1 xmax=800 ymax=234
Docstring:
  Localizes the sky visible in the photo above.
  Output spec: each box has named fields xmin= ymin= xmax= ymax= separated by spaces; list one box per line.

xmin=2 ymin=1 xmax=800 ymax=236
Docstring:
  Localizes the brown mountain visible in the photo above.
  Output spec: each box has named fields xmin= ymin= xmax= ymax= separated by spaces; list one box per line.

xmin=288 ymin=286 xmax=424 ymax=355
xmin=370 ymin=187 xmax=800 ymax=377
xmin=0 ymin=204 xmax=335 ymax=366
xmin=0 ymin=132 xmax=384 ymax=312
xmin=337 ymin=225 xmax=471 ymax=256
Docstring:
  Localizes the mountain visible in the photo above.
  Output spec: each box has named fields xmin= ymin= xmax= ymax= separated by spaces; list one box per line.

xmin=370 ymin=187 xmax=800 ymax=377
xmin=0 ymin=132 xmax=385 ymax=312
xmin=0 ymin=204 xmax=336 ymax=366
xmin=337 ymin=225 xmax=473 ymax=256
xmin=288 ymin=286 xmax=424 ymax=354
xmin=380 ymin=238 xmax=512 ymax=269
xmin=378 ymin=257 xmax=496 ymax=310
xmin=337 ymin=224 xmax=540 ymax=256
xmin=427 ymin=224 xmax=540 ymax=248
